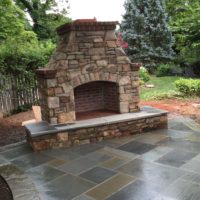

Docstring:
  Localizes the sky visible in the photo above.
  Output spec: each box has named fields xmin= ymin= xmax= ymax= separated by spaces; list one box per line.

xmin=68 ymin=0 xmax=125 ymax=22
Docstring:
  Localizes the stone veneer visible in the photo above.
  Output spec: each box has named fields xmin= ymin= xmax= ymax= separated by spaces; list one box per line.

xmin=36 ymin=19 xmax=141 ymax=124
xmin=26 ymin=109 xmax=168 ymax=151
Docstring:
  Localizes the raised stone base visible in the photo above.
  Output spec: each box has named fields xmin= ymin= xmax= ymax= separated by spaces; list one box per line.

xmin=25 ymin=106 xmax=168 ymax=151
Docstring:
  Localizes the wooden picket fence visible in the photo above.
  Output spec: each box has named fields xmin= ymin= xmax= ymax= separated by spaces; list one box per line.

xmin=0 ymin=74 xmax=40 ymax=116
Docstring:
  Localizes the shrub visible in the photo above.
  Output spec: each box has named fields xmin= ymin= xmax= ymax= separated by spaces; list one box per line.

xmin=139 ymin=66 xmax=150 ymax=82
xmin=175 ymin=78 xmax=200 ymax=96
xmin=156 ymin=63 xmax=183 ymax=77
xmin=156 ymin=63 xmax=173 ymax=77
xmin=0 ymin=39 xmax=55 ymax=91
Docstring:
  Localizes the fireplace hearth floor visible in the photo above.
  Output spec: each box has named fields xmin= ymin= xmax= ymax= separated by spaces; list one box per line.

xmin=25 ymin=106 xmax=168 ymax=151
xmin=76 ymin=110 xmax=119 ymax=121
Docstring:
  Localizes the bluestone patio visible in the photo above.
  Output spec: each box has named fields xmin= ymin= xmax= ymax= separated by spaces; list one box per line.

xmin=1 ymin=115 xmax=200 ymax=200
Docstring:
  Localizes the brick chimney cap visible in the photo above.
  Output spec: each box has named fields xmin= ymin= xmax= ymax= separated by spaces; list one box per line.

xmin=35 ymin=68 xmax=57 ymax=79
xmin=74 ymin=18 xmax=97 ymax=23
xmin=56 ymin=19 xmax=119 ymax=35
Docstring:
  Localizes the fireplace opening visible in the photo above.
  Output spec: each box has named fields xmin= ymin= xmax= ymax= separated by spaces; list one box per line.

xmin=74 ymin=81 xmax=119 ymax=120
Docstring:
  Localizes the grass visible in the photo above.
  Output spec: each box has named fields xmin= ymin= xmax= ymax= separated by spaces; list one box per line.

xmin=140 ymin=76 xmax=181 ymax=100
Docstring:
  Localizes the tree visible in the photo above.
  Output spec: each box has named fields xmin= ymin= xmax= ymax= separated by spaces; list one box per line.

xmin=0 ymin=0 xmax=54 ymax=76
xmin=15 ymin=0 xmax=71 ymax=40
xmin=0 ymin=0 xmax=35 ymax=42
xmin=120 ymin=0 xmax=175 ymax=70
xmin=166 ymin=0 xmax=200 ymax=67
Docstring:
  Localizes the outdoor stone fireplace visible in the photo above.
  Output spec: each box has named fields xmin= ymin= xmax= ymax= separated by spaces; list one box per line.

xmin=26 ymin=19 xmax=168 ymax=151
xmin=36 ymin=19 xmax=140 ymax=124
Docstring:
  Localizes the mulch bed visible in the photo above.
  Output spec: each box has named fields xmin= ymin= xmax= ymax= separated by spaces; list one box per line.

xmin=0 ymin=110 xmax=34 ymax=147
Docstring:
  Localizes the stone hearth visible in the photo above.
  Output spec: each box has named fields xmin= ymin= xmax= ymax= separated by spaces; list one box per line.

xmin=36 ymin=19 xmax=141 ymax=125
xmin=25 ymin=106 xmax=168 ymax=151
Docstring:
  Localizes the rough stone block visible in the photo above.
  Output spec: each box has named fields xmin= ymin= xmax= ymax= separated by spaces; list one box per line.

xmin=54 ymin=52 xmax=67 ymax=60
xmin=49 ymin=109 xmax=54 ymax=117
xmin=123 ymin=64 xmax=131 ymax=72
xmin=61 ymin=84 xmax=72 ymax=94
xmin=48 ymin=97 xmax=59 ymax=108
xmin=79 ymin=139 xmax=90 ymax=145
xmin=109 ymin=74 xmax=117 ymax=82
xmin=132 ymin=81 xmax=139 ymax=88
xmin=79 ymin=43 xmax=93 ymax=48
xmin=116 ymin=48 xmax=126 ymax=56
xmin=60 ymin=96 xmax=70 ymax=103
xmin=105 ymin=31 xmax=116 ymax=40
xmin=117 ymin=56 xmax=130 ymax=63
xmin=94 ymin=72 xmax=100 ymax=80
xmin=76 ymin=54 xmax=85 ymax=59
xmin=58 ymin=111 xmax=75 ymax=123
xmin=47 ymin=79 xmax=57 ymax=88
xmin=119 ymin=86 xmax=125 ymax=94
xmin=119 ymin=76 xmax=131 ymax=86
xmin=120 ymin=94 xmax=132 ymax=101
xmin=87 ymin=31 xmax=105 ymax=36
xmin=107 ymin=41 xmax=117 ymax=48
xmin=47 ymin=88 xmax=55 ymax=96
xmin=120 ymin=102 xmax=129 ymax=113
xmin=107 ymin=64 xmax=117 ymax=73
xmin=89 ymin=48 xmax=105 ymax=55
xmin=90 ymin=73 xmax=95 ymax=81
xmin=67 ymin=55 xmax=75 ymax=60
xmin=50 ymin=117 xmax=58 ymax=124
xmin=94 ymin=38 xmax=103 ymax=43
xmin=108 ymin=57 xmax=117 ymax=64
xmin=69 ymin=60 xmax=79 ymax=69
xmin=82 ymin=63 xmax=98 ymax=74
xmin=58 ymin=77 xmax=66 ymax=84
xmin=96 ymin=60 xmax=108 ymax=67
xmin=72 ymin=77 xmax=81 ymax=87
xmin=56 ymin=70 xmax=67 ymax=78
xmin=94 ymin=43 xmax=104 ymax=48
xmin=91 ymin=55 xmax=101 ymax=60
xmin=57 ymin=132 xmax=68 ymax=142
xmin=55 ymin=87 xmax=63 ymax=94
xmin=79 ymin=75 xmax=85 ymax=84
xmin=32 ymin=140 xmax=50 ymax=151
xmin=56 ymin=60 xmax=68 ymax=69
xmin=84 ymin=74 xmax=90 ymax=82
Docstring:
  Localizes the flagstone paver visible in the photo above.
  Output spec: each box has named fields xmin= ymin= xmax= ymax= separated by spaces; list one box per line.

xmin=79 ymin=167 xmax=117 ymax=184
xmin=156 ymin=149 xmax=197 ymax=167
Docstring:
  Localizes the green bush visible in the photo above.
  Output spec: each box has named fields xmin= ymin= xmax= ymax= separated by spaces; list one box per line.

xmin=139 ymin=66 xmax=150 ymax=82
xmin=0 ymin=39 xmax=55 ymax=74
xmin=0 ymin=39 xmax=55 ymax=91
xmin=156 ymin=63 xmax=173 ymax=77
xmin=175 ymin=78 xmax=200 ymax=96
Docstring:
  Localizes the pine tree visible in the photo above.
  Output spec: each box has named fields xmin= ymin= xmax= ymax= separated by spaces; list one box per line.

xmin=121 ymin=0 xmax=175 ymax=70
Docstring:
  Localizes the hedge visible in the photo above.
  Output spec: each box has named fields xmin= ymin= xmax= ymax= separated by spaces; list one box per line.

xmin=175 ymin=78 xmax=200 ymax=96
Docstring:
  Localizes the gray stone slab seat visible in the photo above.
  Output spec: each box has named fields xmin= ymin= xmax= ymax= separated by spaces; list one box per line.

xmin=25 ymin=106 xmax=168 ymax=138
xmin=25 ymin=106 xmax=168 ymax=151
xmin=25 ymin=121 xmax=58 ymax=137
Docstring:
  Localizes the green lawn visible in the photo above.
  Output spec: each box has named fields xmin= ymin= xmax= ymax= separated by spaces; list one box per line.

xmin=140 ymin=76 xmax=181 ymax=100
